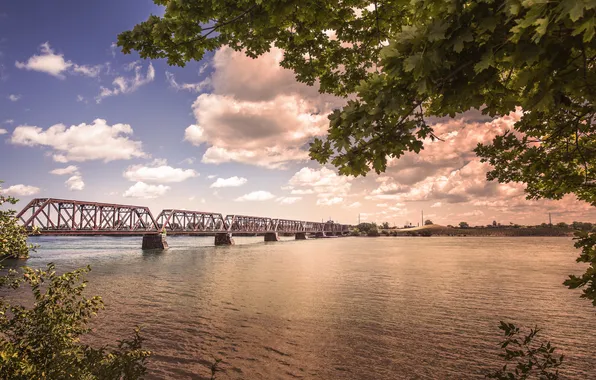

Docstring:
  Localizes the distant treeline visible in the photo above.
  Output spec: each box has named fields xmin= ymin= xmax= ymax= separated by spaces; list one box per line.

xmin=404 ymin=227 xmax=575 ymax=237
xmin=350 ymin=222 xmax=594 ymax=237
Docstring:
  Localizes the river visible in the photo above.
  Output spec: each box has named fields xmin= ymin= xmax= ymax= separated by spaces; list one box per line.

xmin=13 ymin=236 xmax=596 ymax=379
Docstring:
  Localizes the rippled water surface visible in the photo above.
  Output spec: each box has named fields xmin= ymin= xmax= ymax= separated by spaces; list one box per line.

xmin=15 ymin=236 xmax=596 ymax=379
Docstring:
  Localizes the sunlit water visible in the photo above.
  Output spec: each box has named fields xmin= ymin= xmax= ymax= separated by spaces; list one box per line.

xmin=8 ymin=236 xmax=596 ymax=379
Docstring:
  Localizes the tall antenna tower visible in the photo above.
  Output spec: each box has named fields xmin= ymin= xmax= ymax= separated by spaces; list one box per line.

xmin=549 ymin=213 xmax=552 ymax=226
xmin=421 ymin=210 xmax=424 ymax=226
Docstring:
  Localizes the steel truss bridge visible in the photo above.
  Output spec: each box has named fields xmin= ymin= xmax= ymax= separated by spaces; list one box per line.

xmin=16 ymin=198 xmax=351 ymax=247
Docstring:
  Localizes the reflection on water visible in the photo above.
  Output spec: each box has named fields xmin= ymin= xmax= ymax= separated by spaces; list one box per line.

xmin=15 ymin=236 xmax=596 ymax=379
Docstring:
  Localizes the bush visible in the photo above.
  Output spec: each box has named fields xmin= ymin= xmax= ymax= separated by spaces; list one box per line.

xmin=0 ymin=183 xmax=33 ymax=259
xmin=0 ymin=264 xmax=151 ymax=379
xmin=366 ymin=229 xmax=380 ymax=237
xmin=486 ymin=322 xmax=563 ymax=379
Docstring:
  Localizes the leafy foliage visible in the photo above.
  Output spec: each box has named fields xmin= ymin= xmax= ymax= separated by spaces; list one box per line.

xmin=425 ymin=219 xmax=433 ymax=225
xmin=366 ymin=228 xmax=380 ymax=237
xmin=0 ymin=182 xmax=34 ymax=259
xmin=119 ymin=0 xmax=595 ymax=186
xmin=459 ymin=221 xmax=470 ymax=229
xmin=356 ymin=222 xmax=377 ymax=233
xmin=119 ymin=1 xmax=596 ymax=303
xmin=564 ymin=231 xmax=596 ymax=306
xmin=0 ymin=264 xmax=151 ymax=379
xmin=486 ymin=322 xmax=563 ymax=380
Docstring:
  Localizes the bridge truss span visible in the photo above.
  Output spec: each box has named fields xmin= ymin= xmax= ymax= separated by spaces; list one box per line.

xmin=15 ymin=198 xmax=353 ymax=243
xmin=155 ymin=209 xmax=226 ymax=232
xmin=224 ymin=215 xmax=276 ymax=233
xmin=16 ymin=198 xmax=158 ymax=235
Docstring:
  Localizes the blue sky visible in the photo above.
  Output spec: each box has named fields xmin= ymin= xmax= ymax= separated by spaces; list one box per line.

xmin=1 ymin=1 xmax=594 ymax=226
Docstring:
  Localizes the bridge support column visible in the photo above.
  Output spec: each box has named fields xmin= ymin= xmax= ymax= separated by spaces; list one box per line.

xmin=215 ymin=233 xmax=235 ymax=246
xmin=295 ymin=232 xmax=307 ymax=240
xmin=142 ymin=234 xmax=168 ymax=250
xmin=315 ymin=232 xmax=326 ymax=238
xmin=264 ymin=232 xmax=279 ymax=242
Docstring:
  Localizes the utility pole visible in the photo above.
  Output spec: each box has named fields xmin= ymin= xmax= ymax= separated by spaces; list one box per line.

xmin=549 ymin=212 xmax=552 ymax=226
xmin=358 ymin=213 xmax=361 ymax=225
xmin=421 ymin=210 xmax=424 ymax=226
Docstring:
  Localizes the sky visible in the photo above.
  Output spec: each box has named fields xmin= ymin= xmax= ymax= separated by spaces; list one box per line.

xmin=0 ymin=1 xmax=594 ymax=227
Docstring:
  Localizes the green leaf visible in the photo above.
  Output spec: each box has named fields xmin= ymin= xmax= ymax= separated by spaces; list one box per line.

xmin=403 ymin=53 xmax=422 ymax=72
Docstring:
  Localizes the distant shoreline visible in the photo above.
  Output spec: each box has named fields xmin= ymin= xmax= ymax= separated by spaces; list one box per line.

xmin=372 ymin=225 xmax=576 ymax=237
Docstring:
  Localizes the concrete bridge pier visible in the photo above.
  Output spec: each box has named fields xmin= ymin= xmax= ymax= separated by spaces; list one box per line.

xmin=264 ymin=232 xmax=279 ymax=242
xmin=215 ymin=233 xmax=235 ymax=246
xmin=142 ymin=234 xmax=168 ymax=250
xmin=295 ymin=232 xmax=307 ymax=240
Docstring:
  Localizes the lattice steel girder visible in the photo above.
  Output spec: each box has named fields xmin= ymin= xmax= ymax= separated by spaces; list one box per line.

xmin=16 ymin=198 xmax=353 ymax=236
xmin=274 ymin=219 xmax=305 ymax=232
xmin=224 ymin=215 xmax=276 ymax=232
xmin=155 ymin=210 xmax=226 ymax=232
xmin=16 ymin=198 xmax=158 ymax=232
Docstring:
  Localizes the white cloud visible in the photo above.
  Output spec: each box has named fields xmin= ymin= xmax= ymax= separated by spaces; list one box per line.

xmin=10 ymin=119 xmax=146 ymax=162
xmin=431 ymin=202 xmax=443 ymax=208
xmin=124 ymin=160 xmax=198 ymax=183
xmin=193 ymin=143 xmax=309 ymax=169
xmin=346 ymin=201 xmax=361 ymax=208
xmin=288 ymin=167 xmax=352 ymax=199
xmin=49 ymin=165 xmax=84 ymax=190
xmin=276 ymin=196 xmax=302 ymax=205
xmin=376 ymin=203 xmax=389 ymax=207
xmin=290 ymin=189 xmax=314 ymax=195
xmin=16 ymin=42 xmax=71 ymax=78
xmin=15 ymin=42 xmax=101 ymax=79
xmin=8 ymin=94 xmax=21 ymax=102
xmin=65 ymin=175 xmax=85 ymax=191
xmin=96 ymin=62 xmax=155 ymax=103
xmin=0 ymin=128 xmax=7 ymax=135
xmin=76 ymin=95 xmax=87 ymax=103
xmin=50 ymin=165 xmax=79 ymax=175
xmin=0 ymin=184 xmax=40 ymax=196
xmin=459 ymin=210 xmax=485 ymax=217
xmin=316 ymin=197 xmax=343 ymax=206
xmin=210 ymin=176 xmax=247 ymax=188
xmin=207 ymin=174 xmax=216 ymax=179
xmin=235 ymin=191 xmax=275 ymax=202
xmin=72 ymin=64 xmax=102 ymax=78
xmin=165 ymin=71 xmax=211 ymax=92
xmin=3 ymin=120 xmax=14 ymax=124
xmin=184 ymin=46 xmax=345 ymax=169
xmin=179 ymin=157 xmax=195 ymax=165
xmin=123 ymin=182 xmax=170 ymax=199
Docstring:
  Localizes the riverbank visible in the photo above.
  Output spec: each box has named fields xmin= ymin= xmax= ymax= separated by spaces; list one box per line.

xmin=374 ymin=224 xmax=576 ymax=237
